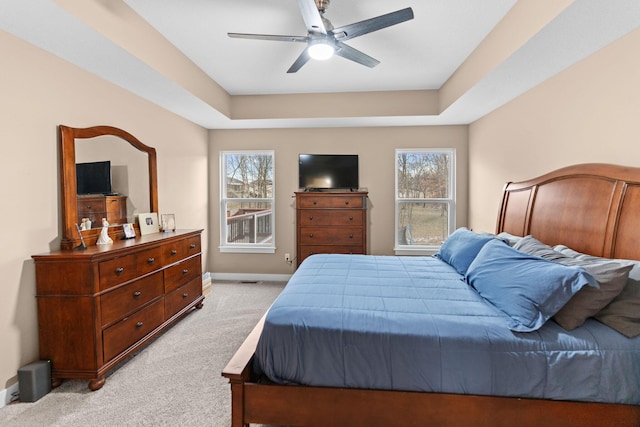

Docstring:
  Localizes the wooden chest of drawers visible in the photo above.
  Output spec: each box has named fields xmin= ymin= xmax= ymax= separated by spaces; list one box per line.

xmin=296 ymin=191 xmax=368 ymax=266
xmin=77 ymin=194 xmax=127 ymax=226
xmin=32 ymin=229 xmax=204 ymax=390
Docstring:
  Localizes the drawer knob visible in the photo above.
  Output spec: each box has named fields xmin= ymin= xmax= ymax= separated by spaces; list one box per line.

xmin=171 ymin=249 xmax=177 ymax=255
xmin=313 ymin=200 xmax=317 ymax=205
xmin=115 ymin=267 xmax=124 ymax=275
xmin=308 ymin=215 xmax=313 ymax=220
xmin=147 ymin=258 xmax=155 ymax=264
xmin=190 ymin=244 xmax=196 ymax=249
xmin=182 ymin=293 xmax=189 ymax=299
xmin=182 ymin=269 xmax=189 ymax=275
xmin=86 ymin=205 xmax=91 ymax=209
xmin=133 ymin=291 xmax=141 ymax=298
xmin=345 ymin=200 xmax=349 ymax=205
xmin=349 ymin=216 xmax=353 ymax=220
xmin=136 ymin=321 xmax=143 ymax=328
xmin=349 ymin=234 xmax=354 ymax=239
xmin=309 ymin=233 xmax=314 ymax=238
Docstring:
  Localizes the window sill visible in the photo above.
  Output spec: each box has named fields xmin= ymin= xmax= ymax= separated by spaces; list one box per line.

xmin=394 ymin=247 xmax=439 ymax=256
xmin=219 ymin=245 xmax=276 ymax=254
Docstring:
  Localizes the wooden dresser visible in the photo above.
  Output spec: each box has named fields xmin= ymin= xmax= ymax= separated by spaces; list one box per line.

xmin=296 ymin=191 xmax=368 ymax=266
xmin=32 ymin=229 xmax=204 ymax=390
xmin=77 ymin=194 xmax=127 ymax=226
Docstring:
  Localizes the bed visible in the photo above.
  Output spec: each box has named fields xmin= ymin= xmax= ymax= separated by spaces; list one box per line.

xmin=222 ymin=163 xmax=640 ymax=427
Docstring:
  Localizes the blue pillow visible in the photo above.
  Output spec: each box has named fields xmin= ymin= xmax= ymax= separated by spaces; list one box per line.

xmin=466 ymin=240 xmax=598 ymax=332
xmin=435 ymin=227 xmax=497 ymax=275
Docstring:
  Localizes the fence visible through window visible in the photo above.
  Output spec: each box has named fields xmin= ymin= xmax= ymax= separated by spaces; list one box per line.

xmin=220 ymin=150 xmax=275 ymax=251
xmin=226 ymin=208 xmax=273 ymax=244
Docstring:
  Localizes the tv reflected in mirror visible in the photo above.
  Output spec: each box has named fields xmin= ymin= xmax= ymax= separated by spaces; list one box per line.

xmin=76 ymin=160 xmax=112 ymax=195
xmin=299 ymin=154 xmax=359 ymax=191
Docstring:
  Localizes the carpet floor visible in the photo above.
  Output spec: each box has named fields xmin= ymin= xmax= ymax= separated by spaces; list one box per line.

xmin=0 ymin=281 xmax=286 ymax=427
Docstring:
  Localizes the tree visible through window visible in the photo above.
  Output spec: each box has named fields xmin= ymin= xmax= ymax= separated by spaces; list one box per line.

xmin=395 ymin=149 xmax=455 ymax=250
xmin=220 ymin=151 xmax=275 ymax=252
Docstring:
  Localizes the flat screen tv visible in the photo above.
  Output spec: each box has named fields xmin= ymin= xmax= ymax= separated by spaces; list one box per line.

xmin=76 ymin=160 xmax=112 ymax=195
xmin=299 ymin=154 xmax=359 ymax=190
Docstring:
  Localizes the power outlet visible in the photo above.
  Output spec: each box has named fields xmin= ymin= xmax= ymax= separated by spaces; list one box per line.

xmin=284 ymin=253 xmax=291 ymax=262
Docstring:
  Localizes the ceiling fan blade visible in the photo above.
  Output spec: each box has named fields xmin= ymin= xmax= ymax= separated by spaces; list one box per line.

xmin=331 ymin=7 xmax=414 ymax=41
xmin=287 ymin=49 xmax=312 ymax=73
xmin=298 ymin=0 xmax=327 ymax=34
xmin=335 ymin=42 xmax=380 ymax=68
xmin=228 ymin=33 xmax=309 ymax=43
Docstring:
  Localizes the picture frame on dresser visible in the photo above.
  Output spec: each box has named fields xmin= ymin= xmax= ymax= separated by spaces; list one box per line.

xmin=138 ymin=212 xmax=160 ymax=235
xmin=122 ymin=223 xmax=136 ymax=239
xmin=161 ymin=214 xmax=176 ymax=232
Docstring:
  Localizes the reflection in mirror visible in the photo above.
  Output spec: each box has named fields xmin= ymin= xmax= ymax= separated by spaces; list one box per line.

xmin=59 ymin=125 xmax=158 ymax=250
xmin=75 ymin=135 xmax=150 ymax=227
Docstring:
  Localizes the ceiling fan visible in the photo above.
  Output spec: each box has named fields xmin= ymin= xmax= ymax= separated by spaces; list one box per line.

xmin=228 ymin=0 xmax=414 ymax=73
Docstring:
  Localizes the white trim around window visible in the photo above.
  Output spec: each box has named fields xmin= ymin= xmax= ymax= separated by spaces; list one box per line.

xmin=219 ymin=150 xmax=276 ymax=254
xmin=394 ymin=148 xmax=456 ymax=255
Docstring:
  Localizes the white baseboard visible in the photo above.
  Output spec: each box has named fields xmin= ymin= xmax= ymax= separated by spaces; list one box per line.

xmin=1 ymin=381 xmax=19 ymax=409
xmin=211 ymin=272 xmax=292 ymax=282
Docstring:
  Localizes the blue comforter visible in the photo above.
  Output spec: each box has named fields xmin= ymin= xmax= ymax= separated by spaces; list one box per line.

xmin=254 ymin=254 xmax=640 ymax=404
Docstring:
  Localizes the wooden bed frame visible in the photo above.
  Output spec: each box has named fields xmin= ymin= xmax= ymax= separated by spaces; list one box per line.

xmin=222 ymin=163 xmax=640 ymax=427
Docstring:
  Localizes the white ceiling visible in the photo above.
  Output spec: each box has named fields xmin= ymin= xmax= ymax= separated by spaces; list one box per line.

xmin=123 ymin=0 xmax=516 ymax=95
xmin=2 ymin=1 xmax=640 ymax=129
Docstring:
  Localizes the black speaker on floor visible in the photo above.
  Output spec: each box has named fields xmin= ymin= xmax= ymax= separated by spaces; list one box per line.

xmin=18 ymin=360 xmax=51 ymax=402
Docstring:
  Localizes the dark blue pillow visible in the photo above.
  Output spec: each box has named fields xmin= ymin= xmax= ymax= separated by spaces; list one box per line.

xmin=435 ymin=227 xmax=497 ymax=275
xmin=466 ymin=240 xmax=598 ymax=332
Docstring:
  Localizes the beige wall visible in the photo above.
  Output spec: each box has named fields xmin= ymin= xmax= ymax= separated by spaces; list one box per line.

xmin=0 ymin=30 xmax=208 ymax=393
xmin=468 ymin=27 xmax=640 ymax=234
xmin=5 ymin=0 xmax=636 ymax=401
xmin=209 ymin=126 xmax=468 ymax=275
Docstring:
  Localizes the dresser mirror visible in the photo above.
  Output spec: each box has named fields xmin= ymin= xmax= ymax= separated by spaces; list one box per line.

xmin=59 ymin=125 xmax=158 ymax=250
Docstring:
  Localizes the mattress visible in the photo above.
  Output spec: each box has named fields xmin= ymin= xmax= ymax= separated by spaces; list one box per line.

xmin=254 ymin=254 xmax=640 ymax=404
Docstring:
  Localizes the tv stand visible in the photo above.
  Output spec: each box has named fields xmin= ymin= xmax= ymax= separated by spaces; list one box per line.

xmin=295 ymin=191 xmax=368 ymax=266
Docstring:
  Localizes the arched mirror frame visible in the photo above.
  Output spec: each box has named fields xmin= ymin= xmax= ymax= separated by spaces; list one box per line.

xmin=59 ymin=125 xmax=158 ymax=250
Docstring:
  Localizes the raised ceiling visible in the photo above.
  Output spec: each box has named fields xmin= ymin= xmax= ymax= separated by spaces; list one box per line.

xmin=124 ymin=0 xmax=515 ymax=95
xmin=2 ymin=1 xmax=640 ymax=129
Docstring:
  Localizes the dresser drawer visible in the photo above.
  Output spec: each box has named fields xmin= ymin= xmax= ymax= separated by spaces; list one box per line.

xmin=165 ymin=277 xmax=202 ymax=319
xmin=102 ymin=299 xmax=164 ymax=362
xmin=100 ymin=271 xmax=163 ymax=327
xmin=299 ymin=245 xmax=365 ymax=263
xmin=77 ymin=197 xmax=106 ymax=213
xmin=299 ymin=209 xmax=363 ymax=226
xmin=299 ymin=227 xmax=363 ymax=245
xmin=105 ymin=196 xmax=126 ymax=224
xmin=98 ymin=246 xmax=164 ymax=291
xmin=164 ymin=255 xmax=201 ymax=294
xmin=297 ymin=195 xmax=364 ymax=209
xmin=163 ymin=235 xmax=201 ymax=264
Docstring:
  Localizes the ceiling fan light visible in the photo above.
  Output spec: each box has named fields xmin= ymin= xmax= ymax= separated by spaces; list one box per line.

xmin=308 ymin=41 xmax=334 ymax=60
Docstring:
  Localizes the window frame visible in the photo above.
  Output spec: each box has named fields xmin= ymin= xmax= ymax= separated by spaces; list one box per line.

xmin=219 ymin=150 xmax=276 ymax=254
xmin=394 ymin=148 xmax=456 ymax=255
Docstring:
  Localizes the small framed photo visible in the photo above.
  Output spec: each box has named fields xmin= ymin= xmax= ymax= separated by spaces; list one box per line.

xmin=138 ymin=212 xmax=160 ymax=235
xmin=122 ymin=223 xmax=136 ymax=239
xmin=161 ymin=214 xmax=176 ymax=232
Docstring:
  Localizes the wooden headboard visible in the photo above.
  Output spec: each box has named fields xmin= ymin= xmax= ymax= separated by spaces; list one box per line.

xmin=496 ymin=163 xmax=640 ymax=261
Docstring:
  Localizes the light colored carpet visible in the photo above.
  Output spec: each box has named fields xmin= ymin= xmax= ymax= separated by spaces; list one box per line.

xmin=0 ymin=281 xmax=286 ymax=427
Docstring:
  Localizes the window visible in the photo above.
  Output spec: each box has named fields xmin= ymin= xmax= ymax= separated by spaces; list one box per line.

xmin=395 ymin=149 xmax=455 ymax=254
xmin=220 ymin=151 xmax=275 ymax=253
